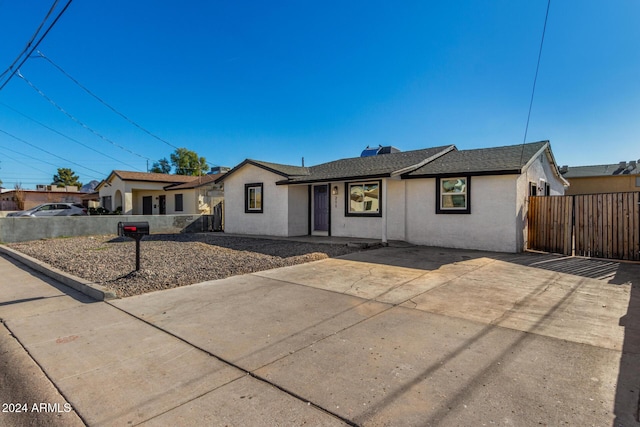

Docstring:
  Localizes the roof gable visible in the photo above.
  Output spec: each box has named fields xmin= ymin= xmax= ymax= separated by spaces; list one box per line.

xmin=215 ymin=159 xmax=310 ymax=183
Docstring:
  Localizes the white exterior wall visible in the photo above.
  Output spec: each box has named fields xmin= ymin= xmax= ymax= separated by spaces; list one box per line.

xmin=288 ymin=185 xmax=309 ymax=235
xmin=405 ymin=175 xmax=520 ymax=252
xmin=313 ymin=178 xmax=402 ymax=241
xmin=223 ymin=165 xmax=291 ymax=236
xmin=164 ymin=191 xmax=197 ymax=214
xmin=386 ymin=178 xmax=406 ymax=241
xmin=330 ymin=180 xmax=382 ymax=239
xmin=99 ymin=179 xmax=128 ymax=212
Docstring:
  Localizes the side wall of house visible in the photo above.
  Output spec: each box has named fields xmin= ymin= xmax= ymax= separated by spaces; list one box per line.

xmin=223 ymin=165 xmax=290 ymax=236
xmin=517 ymin=151 xmax=566 ymax=250
xmin=405 ymin=175 xmax=519 ymax=252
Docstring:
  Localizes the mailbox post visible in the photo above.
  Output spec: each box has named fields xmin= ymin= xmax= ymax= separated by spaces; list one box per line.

xmin=117 ymin=222 xmax=149 ymax=271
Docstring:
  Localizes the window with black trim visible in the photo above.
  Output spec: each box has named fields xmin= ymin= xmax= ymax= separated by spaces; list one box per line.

xmin=245 ymin=183 xmax=263 ymax=213
xmin=345 ymin=181 xmax=381 ymax=217
xmin=175 ymin=194 xmax=183 ymax=212
xmin=436 ymin=177 xmax=470 ymax=214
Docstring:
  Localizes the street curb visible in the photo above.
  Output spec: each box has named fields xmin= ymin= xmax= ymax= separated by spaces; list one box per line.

xmin=0 ymin=245 xmax=117 ymax=301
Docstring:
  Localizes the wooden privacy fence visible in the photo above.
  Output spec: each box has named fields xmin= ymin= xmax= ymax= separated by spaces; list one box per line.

xmin=528 ymin=192 xmax=640 ymax=261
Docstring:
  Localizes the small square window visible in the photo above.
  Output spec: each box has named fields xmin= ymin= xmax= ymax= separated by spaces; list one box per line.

xmin=245 ymin=183 xmax=263 ymax=213
xmin=436 ymin=177 xmax=470 ymax=214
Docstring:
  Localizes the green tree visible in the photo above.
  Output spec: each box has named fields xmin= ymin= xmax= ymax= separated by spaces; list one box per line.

xmin=170 ymin=148 xmax=208 ymax=176
xmin=52 ymin=168 xmax=82 ymax=189
xmin=150 ymin=158 xmax=171 ymax=174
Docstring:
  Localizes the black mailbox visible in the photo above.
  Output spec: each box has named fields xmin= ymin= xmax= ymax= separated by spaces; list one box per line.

xmin=118 ymin=222 xmax=150 ymax=238
xmin=117 ymin=221 xmax=149 ymax=271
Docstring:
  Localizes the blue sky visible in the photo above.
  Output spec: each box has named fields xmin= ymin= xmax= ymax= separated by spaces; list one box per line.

xmin=0 ymin=1 xmax=638 ymax=189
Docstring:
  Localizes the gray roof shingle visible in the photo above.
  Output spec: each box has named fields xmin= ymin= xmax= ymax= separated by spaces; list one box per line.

xmin=217 ymin=141 xmax=557 ymax=185
xmin=406 ymin=141 xmax=549 ymax=177
xmin=561 ymin=162 xmax=639 ymax=178
xmin=284 ymin=145 xmax=454 ymax=184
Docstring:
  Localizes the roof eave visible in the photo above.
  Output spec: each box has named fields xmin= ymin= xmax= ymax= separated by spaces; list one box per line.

xmin=403 ymin=169 xmax=523 ymax=179
xmin=277 ymin=173 xmax=392 ymax=185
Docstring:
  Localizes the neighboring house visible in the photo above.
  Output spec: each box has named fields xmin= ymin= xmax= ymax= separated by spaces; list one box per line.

xmin=0 ymin=187 xmax=86 ymax=211
xmin=96 ymin=171 xmax=223 ymax=215
xmin=560 ymin=160 xmax=640 ymax=195
xmin=215 ymin=141 xmax=568 ymax=253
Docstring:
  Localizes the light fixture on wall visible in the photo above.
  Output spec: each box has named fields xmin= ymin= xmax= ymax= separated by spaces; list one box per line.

xmin=332 ymin=186 xmax=339 ymax=195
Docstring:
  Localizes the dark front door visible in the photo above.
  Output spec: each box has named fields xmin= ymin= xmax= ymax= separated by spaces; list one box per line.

xmin=159 ymin=195 xmax=166 ymax=215
xmin=142 ymin=196 xmax=153 ymax=215
xmin=313 ymin=185 xmax=329 ymax=232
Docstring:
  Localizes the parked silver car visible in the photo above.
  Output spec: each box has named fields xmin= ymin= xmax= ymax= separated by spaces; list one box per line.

xmin=7 ymin=203 xmax=88 ymax=217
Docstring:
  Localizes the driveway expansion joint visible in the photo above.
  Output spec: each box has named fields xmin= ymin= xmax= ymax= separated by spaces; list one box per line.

xmin=106 ymin=300 xmax=359 ymax=427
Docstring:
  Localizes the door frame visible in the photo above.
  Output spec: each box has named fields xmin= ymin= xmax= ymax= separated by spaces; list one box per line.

xmin=142 ymin=196 xmax=153 ymax=215
xmin=311 ymin=184 xmax=330 ymax=236
xmin=159 ymin=195 xmax=166 ymax=215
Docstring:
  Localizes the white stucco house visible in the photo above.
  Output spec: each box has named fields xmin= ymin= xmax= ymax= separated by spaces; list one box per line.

xmin=96 ymin=171 xmax=224 ymax=215
xmin=215 ymin=141 xmax=568 ymax=253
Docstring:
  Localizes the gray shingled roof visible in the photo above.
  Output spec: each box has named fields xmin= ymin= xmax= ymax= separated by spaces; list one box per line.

xmin=284 ymin=145 xmax=454 ymax=184
xmin=406 ymin=141 xmax=549 ymax=177
xmin=561 ymin=162 xmax=639 ymax=178
xmin=217 ymin=141 xmax=557 ymax=185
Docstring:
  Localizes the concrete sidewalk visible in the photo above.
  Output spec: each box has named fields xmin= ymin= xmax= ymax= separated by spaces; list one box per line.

xmin=1 ymin=245 xmax=639 ymax=426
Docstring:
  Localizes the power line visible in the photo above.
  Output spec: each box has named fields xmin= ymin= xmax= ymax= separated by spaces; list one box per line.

xmin=0 ymin=128 xmax=105 ymax=179
xmin=36 ymin=50 xmax=180 ymax=150
xmin=523 ymin=0 xmax=551 ymax=145
xmin=0 ymin=0 xmax=59 ymax=81
xmin=0 ymin=101 xmax=143 ymax=171
xmin=0 ymin=0 xmax=73 ymax=91
xmin=17 ymin=71 xmax=152 ymax=162
xmin=0 ymin=149 xmax=53 ymax=176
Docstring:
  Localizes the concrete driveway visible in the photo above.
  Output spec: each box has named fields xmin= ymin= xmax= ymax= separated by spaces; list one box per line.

xmin=1 ymin=244 xmax=639 ymax=426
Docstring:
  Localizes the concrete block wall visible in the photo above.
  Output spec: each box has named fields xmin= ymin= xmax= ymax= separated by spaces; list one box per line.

xmin=0 ymin=215 xmax=205 ymax=243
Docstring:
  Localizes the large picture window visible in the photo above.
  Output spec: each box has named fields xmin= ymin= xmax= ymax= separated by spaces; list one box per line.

xmin=245 ymin=183 xmax=263 ymax=213
xmin=436 ymin=177 xmax=470 ymax=214
xmin=345 ymin=181 xmax=381 ymax=217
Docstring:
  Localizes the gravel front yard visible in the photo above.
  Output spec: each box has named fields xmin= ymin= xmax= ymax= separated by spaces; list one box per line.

xmin=7 ymin=234 xmax=360 ymax=297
